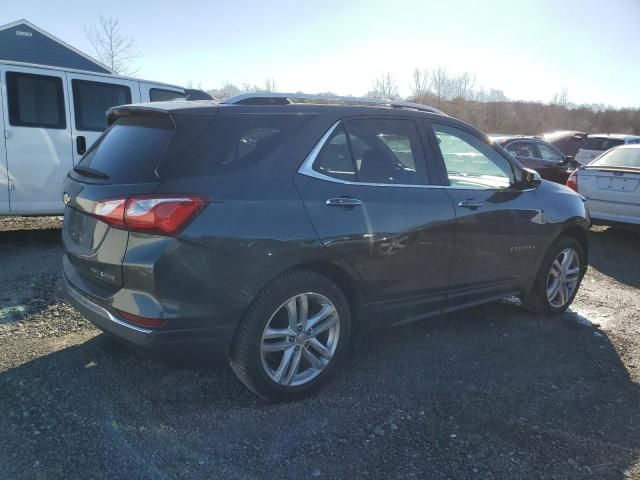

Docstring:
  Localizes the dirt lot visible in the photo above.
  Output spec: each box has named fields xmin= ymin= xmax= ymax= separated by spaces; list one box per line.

xmin=0 ymin=217 xmax=639 ymax=479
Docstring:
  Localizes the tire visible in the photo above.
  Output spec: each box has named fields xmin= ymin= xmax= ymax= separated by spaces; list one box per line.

xmin=229 ymin=269 xmax=352 ymax=401
xmin=521 ymin=236 xmax=586 ymax=315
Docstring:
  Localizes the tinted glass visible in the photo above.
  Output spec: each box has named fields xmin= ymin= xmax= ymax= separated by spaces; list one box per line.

xmin=537 ymin=143 xmax=564 ymax=161
xmin=6 ymin=72 xmax=66 ymax=129
xmin=582 ymin=137 xmax=626 ymax=151
xmin=158 ymin=113 xmax=312 ymax=178
xmin=150 ymin=88 xmax=186 ymax=102
xmin=507 ymin=142 xmax=537 ymax=158
xmin=72 ymin=80 xmax=132 ymax=131
xmin=77 ymin=116 xmax=173 ymax=183
xmin=314 ymin=125 xmax=357 ymax=181
xmin=343 ymin=118 xmax=427 ymax=185
xmin=433 ymin=124 xmax=514 ymax=189
xmin=592 ymin=148 xmax=640 ymax=168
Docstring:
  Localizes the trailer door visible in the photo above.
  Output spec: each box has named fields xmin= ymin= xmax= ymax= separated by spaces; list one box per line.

xmin=66 ymin=72 xmax=140 ymax=166
xmin=1 ymin=65 xmax=72 ymax=214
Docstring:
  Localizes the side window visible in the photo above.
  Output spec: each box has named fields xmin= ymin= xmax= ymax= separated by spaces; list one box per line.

xmin=72 ymin=80 xmax=132 ymax=132
xmin=314 ymin=125 xmax=357 ymax=181
xmin=6 ymin=72 xmax=66 ymax=129
xmin=432 ymin=124 xmax=514 ymax=189
xmin=313 ymin=119 xmax=427 ymax=185
xmin=149 ymin=88 xmax=186 ymax=102
xmin=345 ymin=118 xmax=427 ymax=185
xmin=509 ymin=142 xmax=537 ymax=159
xmin=537 ymin=143 xmax=564 ymax=162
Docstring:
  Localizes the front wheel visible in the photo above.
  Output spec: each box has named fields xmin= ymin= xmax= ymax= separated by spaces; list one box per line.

xmin=229 ymin=269 xmax=351 ymax=401
xmin=522 ymin=236 xmax=586 ymax=315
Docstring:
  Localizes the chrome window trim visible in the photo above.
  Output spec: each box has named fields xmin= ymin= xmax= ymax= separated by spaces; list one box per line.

xmin=298 ymin=121 xmax=520 ymax=191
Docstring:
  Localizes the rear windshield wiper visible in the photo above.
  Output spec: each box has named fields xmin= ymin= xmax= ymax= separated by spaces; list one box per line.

xmin=73 ymin=165 xmax=109 ymax=180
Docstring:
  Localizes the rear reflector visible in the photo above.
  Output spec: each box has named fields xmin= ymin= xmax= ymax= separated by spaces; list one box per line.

xmin=93 ymin=195 xmax=207 ymax=235
xmin=566 ymin=171 xmax=578 ymax=192
xmin=115 ymin=309 xmax=167 ymax=328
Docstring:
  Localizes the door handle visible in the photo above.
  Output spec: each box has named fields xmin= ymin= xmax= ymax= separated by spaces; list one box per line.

xmin=76 ymin=136 xmax=86 ymax=156
xmin=326 ymin=197 xmax=362 ymax=209
xmin=458 ymin=199 xmax=484 ymax=209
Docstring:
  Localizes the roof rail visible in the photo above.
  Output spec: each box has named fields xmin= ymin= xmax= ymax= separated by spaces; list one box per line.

xmin=221 ymin=93 xmax=445 ymax=115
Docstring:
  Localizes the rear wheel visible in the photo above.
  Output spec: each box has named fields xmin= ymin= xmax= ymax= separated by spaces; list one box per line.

xmin=522 ymin=236 xmax=586 ymax=315
xmin=229 ymin=269 xmax=351 ymax=400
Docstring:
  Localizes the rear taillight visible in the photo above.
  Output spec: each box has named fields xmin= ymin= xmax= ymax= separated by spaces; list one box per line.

xmin=93 ymin=195 xmax=207 ymax=235
xmin=566 ymin=171 xmax=578 ymax=192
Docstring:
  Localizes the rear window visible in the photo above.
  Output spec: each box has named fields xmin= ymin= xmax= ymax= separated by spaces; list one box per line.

xmin=582 ymin=137 xmax=625 ymax=151
xmin=76 ymin=116 xmax=174 ymax=183
xmin=592 ymin=148 xmax=640 ymax=169
xmin=157 ymin=113 xmax=312 ymax=178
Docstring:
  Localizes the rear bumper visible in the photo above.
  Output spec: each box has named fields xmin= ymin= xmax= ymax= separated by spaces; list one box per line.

xmin=63 ymin=273 xmax=235 ymax=365
xmin=585 ymin=199 xmax=640 ymax=226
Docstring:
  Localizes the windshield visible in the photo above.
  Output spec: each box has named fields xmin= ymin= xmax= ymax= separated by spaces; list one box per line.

xmin=592 ymin=148 xmax=640 ymax=168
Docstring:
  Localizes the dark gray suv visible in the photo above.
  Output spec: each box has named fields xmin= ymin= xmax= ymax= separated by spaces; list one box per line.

xmin=62 ymin=94 xmax=589 ymax=400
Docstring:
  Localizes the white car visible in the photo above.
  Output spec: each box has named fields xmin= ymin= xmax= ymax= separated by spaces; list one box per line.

xmin=574 ymin=134 xmax=640 ymax=165
xmin=567 ymin=144 xmax=640 ymax=226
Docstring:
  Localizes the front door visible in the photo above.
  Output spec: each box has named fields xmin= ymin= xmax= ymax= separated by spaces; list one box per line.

xmin=295 ymin=117 xmax=456 ymax=326
xmin=427 ymin=122 xmax=544 ymax=307
xmin=1 ymin=66 xmax=72 ymax=214
xmin=66 ymin=73 xmax=139 ymax=165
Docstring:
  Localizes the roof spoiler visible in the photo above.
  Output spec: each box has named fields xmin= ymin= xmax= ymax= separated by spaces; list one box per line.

xmin=106 ymin=105 xmax=172 ymax=126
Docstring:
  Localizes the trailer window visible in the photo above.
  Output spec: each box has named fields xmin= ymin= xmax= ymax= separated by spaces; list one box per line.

xmin=6 ymin=72 xmax=66 ymax=129
xmin=150 ymin=88 xmax=186 ymax=102
xmin=72 ymin=80 xmax=132 ymax=132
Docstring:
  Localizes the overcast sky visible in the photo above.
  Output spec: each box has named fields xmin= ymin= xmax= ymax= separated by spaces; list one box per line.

xmin=2 ymin=0 xmax=639 ymax=107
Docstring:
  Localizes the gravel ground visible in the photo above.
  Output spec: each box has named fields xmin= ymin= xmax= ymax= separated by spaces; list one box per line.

xmin=0 ymin=217 xmax=639 ymax=479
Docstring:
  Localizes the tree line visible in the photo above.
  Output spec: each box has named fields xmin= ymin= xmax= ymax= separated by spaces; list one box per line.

xmin=81 ymin=18 xmax=638 ymax=136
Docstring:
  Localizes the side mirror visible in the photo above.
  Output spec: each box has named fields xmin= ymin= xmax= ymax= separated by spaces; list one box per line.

xmin=520 ymin=168 xmax=542 ymax=189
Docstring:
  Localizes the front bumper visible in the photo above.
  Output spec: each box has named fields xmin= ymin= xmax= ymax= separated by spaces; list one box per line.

xmin=63 ymin=273 xmax=236 ymax=365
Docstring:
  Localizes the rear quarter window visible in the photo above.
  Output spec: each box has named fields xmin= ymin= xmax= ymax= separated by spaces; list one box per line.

xmin=157 ymin=113 xmax=313 ymax=178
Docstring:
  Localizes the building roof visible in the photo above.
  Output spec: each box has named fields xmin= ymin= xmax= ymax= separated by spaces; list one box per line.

xmin=0 ymin=19 xmax=113 ymax=74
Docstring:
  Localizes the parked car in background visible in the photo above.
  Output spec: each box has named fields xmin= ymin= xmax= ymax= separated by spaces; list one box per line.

xmin=62 ymin=93 xmax=589 ymax=400
xmin=567 ymin=144 xmax=640 ymax=227
xmin=542 ymin=130 xmax=587 ymax=157
xmin=574 ymin=134 xmax=640 ymax=165
xmin=492 ymin=135 xmax=579 ymax=184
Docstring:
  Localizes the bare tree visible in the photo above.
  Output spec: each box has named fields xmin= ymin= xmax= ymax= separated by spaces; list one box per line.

xmin=264 ymin=78 xmax=278 ymax=92
xmin=411 ymin=68 xmax=431 ymax=98
xmin=368 ymin=72 xmax=400 ymax=99
xmin=85 ymin=16 xmax=139 ymax=75
xmin=551 ymin=88 xmax=569 ymax=107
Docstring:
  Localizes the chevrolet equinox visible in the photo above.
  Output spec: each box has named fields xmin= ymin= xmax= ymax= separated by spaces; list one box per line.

xmin=62 ymin=94 xmax=589 ymax=400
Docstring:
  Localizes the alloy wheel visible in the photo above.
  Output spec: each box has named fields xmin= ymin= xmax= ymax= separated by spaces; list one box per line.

xmin=260 ymin=292 xmax=340 ymax=387
xmin=546 ymin=248 xmax=581 ymax=308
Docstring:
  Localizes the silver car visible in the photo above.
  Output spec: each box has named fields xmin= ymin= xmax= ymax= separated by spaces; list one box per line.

xmin=567 ymin=144 xmax=640 ymax=226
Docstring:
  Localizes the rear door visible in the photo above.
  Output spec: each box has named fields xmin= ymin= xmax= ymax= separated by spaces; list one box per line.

xmin=66 ymin=73 xmax=139 ymax=165
xmin=295 ymin=116 xmax=456 ymax=325
xmin=140 ymin=83 xmax=186 ymax=102
xmin=427 ymin=122 xmax=544 ymax=306
xmin=1 ymin=65 xmax=72 ymax=214
xmin=0 ymin=74 xmax=9 ymax=214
